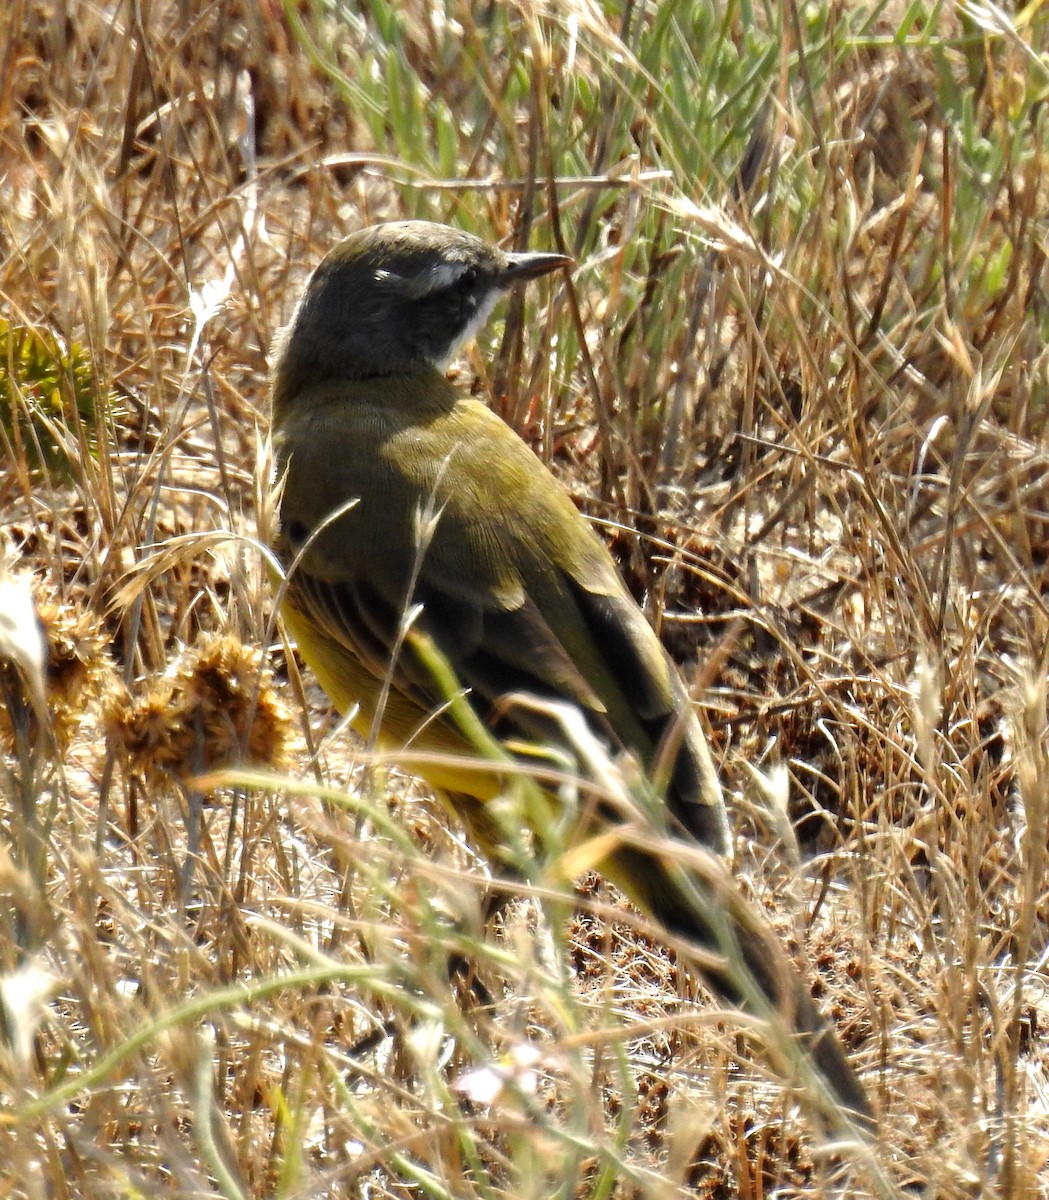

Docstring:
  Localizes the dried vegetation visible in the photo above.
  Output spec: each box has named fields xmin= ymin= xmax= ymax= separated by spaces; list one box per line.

xmin=0 ymin=1 xmax=1048 ymax=1196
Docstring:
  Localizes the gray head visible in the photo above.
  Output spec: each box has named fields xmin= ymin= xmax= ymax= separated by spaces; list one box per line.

xmin=272 ymin=221 xmax=570 ymax=399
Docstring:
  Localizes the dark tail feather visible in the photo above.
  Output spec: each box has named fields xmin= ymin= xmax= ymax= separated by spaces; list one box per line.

xmin=603 ymin=841 xmax=873 ymax=1130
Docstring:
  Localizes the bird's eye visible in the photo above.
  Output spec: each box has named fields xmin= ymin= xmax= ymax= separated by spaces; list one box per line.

xmin=459 ymin=266 xmax=478 ymax=291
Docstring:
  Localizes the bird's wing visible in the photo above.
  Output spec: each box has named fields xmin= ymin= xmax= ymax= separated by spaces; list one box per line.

xmin=278 ymin=382 xmax=725 ymax=849
xmin=278 ymin=384 xmax=625 ymax=721
xmin=411 ymin=528 xmax=727 ymax=851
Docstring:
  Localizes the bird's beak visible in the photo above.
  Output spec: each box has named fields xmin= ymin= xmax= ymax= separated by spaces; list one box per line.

xmin=500 ymin=249 xmax=573 ymax=283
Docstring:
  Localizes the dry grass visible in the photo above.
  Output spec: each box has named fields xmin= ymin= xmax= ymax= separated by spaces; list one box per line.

xmin=1 ymin=1 xmax=1048 ymax=1196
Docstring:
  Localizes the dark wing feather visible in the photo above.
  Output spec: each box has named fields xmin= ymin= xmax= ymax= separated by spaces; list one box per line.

xmin=559 ymin=574 xmax=721 ymax=847
xmin=290 ymin=561 xmax=614 ymax=743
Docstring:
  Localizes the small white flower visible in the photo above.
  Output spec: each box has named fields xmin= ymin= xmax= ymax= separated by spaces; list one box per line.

xmin=452 ymin=1042 xmax=544 ymax=1105
xmin=0 ymin=959 xmax=57 ymax=1073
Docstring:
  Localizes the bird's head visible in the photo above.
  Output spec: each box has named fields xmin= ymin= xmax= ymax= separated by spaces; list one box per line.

xmin=272 ymin=221 xmax=571 ymax=396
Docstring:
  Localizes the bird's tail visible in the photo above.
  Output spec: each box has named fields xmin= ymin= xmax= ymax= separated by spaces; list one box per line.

xmin=597 ymin=835 xmax=873 ymax=1130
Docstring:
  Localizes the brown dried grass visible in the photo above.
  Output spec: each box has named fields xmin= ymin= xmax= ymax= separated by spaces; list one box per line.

xmin=1 ymin=2 xmax=1047 ymax=1196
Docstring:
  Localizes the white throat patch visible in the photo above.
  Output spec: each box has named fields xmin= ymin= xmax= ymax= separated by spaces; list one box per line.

xmin=433 ymin=287 xmax=501 ymax=370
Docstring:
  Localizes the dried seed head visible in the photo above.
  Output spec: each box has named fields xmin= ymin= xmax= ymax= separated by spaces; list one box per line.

xmin=105 ymin=633 xmax=292 ymax=784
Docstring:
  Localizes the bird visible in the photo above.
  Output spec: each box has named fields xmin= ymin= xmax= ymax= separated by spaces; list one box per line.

xmin=269 ymin=219 xmax=872 ymax=1127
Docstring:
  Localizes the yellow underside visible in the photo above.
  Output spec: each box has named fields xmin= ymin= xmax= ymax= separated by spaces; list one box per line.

xmin=282 ymin=600 xmax=508 ymax=802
